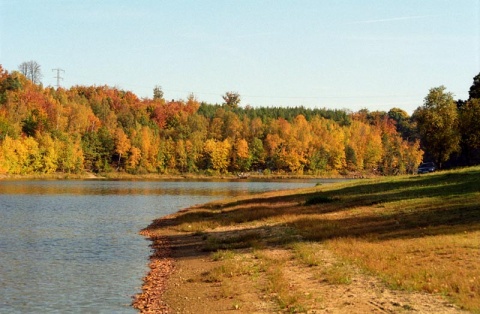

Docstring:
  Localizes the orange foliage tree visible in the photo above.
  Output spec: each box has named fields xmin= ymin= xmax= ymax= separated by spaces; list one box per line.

xmin=0 ymin=63 xmax=430 ymax=176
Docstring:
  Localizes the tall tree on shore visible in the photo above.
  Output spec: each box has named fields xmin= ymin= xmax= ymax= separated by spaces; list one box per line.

xmin=413 ymin=86 xmax=460 ymax=167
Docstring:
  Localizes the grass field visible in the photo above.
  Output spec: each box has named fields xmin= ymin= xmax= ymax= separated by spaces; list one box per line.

xmin=151 ymin=166 xmax=480 ymax=312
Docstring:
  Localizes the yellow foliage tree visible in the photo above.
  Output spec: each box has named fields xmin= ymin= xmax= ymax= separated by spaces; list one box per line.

xmin=0 ymin=136 xmax=20 ymax=174
xmin=127 ymin=146 xmax=141 ymax=171
xmin=56 ymin=138 xmax=84 ymax=173
xmin=234 ymin=138 xmax=250 ymax=171
xmin=309 ymin=116 xmax=346 ymax=172
xmin=114 ymin=128 xmax=131 ymax=169
xmin=402 ymin=140 xmax=424 ymax=174
xmin=37 ymin=133 xmax=58 ymax=174
xmin=204 ymin=139 xmax=231 ymax=173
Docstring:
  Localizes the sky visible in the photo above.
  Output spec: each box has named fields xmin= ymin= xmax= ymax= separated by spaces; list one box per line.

xmin=1 ymin=0 xmax=479 ymax=114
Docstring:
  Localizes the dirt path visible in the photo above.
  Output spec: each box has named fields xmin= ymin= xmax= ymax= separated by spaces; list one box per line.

xmin=132 ymin=214 xmax=467 ymax=314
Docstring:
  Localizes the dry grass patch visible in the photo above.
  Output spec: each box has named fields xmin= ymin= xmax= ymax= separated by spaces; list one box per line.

xmin=198 ymin=250 xmax=268 ymax=306
xmin=290 ymin=242 xmax=321 ymax=267
xmin=290 ymin=241 xmax=354 ymax=286
xmin=326 ymin=232 xmax=480 ymax=312
xmin=201 ymin=252 xmax=256 ymax=283
xmin=254 ymin=249 xmax=308 ymax=312
xmin=199 ymin=248 xmax=307 ymax=310
xmin=317 ymin=261 xmax=353 ymax=285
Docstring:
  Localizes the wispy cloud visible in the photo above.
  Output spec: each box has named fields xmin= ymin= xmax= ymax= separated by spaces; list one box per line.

xmin=349 ymin=15 xmax=440 ymax=25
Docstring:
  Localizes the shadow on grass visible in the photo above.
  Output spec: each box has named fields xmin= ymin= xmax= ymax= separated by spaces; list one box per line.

xmin=208 ymin=170 xmax=478 ymax=211
xmin=144 ymin=168 xmax=480 ymax=259
xmin=154 ymin=169 xmax=479 ymax=230
xmin=291 ymin=202 xmax=480 ymax=242
xmin=153 ymin=201 xmax=479 ymax=261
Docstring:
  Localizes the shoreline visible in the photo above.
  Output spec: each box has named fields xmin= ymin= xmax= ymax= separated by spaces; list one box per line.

xmin=131 ymin=215 xmax=177 ymax=313
xmin=0 ymin=171 xmax=370 ymax=182
xmin=129 ymin=168 xmax=478 ymax=313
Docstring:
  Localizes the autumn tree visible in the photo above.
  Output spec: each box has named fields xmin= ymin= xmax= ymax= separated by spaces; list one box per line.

xmin=388 ymin=107 xmax=416 ymax=141
xmin=413 ymin=86 xmax=460 ymax=167
xmin=56 ymin=137 xmax=84 ymax=173
xmin=0 ymin=136 xmax=22 ymax=174
xmin=250 ymin=117 xmax=264 ymax=140
xmin=0 ymin=136 xmax=42 ymax=174
xmin=345 ymin=121 xmax=367 ymax=171
xmin=185 ymin=93 xmax=200 ymax=114
xmin=264 ymin=133 xmax=283 ymax=170
xmin=37 ymin=133 xmax=58 ymax=173
xmin=163 ymin=138 xmax=177 ymax=172
xmin=203 ymin=139 xmax=231 ymax=173
xmin=136 ymin=126 xmax=160 ymax=172
xmin=364 ymin=128 xmax=383 ymax=171
xmin=309 ymin=116 xmax=346 ymax=173
xmin=176 ymin=139 xmax=188 ymax=172
xmin=18 ymin=61 xmax=42 ymax=84
xmin=127 ymin=146 xmax=141 ymax=172
xmin=114 ymin=128 xmax=131 ymax=169
xmin=64 ymin=101 xmax=97 ymax=134
xmin=208 ymin=108 xmax=225 ymax=140
xmin=233 ymin=138 xmax=250 ymax=171
xmin=185 ymin=114 xmax=208 ymax=172
xmin=0 ymin=63 xmax=442 ymax=175
xmin=222 ymin=91 xmax=241 ymax=109
xmin=223 ymin=110 xmax=242 ymax=141
xmin=278 ymin=115 xmax=312 ymax=173
xmin=402 ymin=140 xmax=424 ymax=174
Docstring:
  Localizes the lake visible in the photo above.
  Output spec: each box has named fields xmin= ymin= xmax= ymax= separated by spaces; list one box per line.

xmin=0 ymin=179 xmax=332 ymax=313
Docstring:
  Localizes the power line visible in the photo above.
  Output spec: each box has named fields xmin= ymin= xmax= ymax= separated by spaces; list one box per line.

xmin=52 ymin=68 xmax=65 ymax=88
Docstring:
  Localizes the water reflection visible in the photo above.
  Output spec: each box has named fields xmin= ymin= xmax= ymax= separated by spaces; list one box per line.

xmin=0 ymin=179 xmax=323 ymax=313
xmin=0 ymin=179 xmax=321 ymax=197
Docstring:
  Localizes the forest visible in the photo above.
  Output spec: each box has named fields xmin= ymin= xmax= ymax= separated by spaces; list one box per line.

xmin=1 ymin=63 xmax=479 ymax=176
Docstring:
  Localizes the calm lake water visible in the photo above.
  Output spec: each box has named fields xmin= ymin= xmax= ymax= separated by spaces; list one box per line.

xmin=0 ymin=179 xmax=331 ymax=313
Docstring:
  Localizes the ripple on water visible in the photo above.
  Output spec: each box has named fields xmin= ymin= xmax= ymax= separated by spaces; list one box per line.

xmin=0 ymin=179 xmax=321 ymax=313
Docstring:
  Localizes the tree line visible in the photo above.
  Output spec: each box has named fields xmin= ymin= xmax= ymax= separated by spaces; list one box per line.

xmin=0 ymin=63 xmax=478 ymax=176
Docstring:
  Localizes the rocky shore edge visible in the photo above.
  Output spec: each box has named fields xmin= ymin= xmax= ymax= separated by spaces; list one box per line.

xmin=131 ymin=216 xmax=176 ymax=313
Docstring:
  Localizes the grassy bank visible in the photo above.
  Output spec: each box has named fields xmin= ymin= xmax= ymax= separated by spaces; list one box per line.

xmin=142 ymin=166 xmax=479 ymax=312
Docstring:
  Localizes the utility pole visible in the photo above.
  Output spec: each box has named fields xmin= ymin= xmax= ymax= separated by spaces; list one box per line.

xmin=52 ymin=68 xmax=65 ymax=88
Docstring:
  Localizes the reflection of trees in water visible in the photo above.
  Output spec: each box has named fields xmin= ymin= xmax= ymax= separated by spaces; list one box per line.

xmin=0 ymin=180 xmax=326 ymax=197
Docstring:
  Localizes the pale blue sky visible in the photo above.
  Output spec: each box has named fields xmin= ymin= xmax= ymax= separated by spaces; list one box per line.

xmin=1 ymin=0 xmax=479 ymax=114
